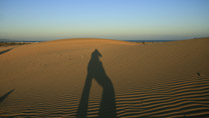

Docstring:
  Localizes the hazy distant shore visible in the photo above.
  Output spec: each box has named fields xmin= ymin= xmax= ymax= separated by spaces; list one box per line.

xmin=0 ymin=42 xmax=33 ymax=47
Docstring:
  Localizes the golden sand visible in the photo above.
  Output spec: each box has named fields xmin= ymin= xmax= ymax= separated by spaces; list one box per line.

xmin=0 ymin=38 xmax=209 ymax=117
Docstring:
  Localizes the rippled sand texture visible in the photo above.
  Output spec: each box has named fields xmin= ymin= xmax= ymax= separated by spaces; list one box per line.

xmin=0 ymin=38 xmax=209 ymax=117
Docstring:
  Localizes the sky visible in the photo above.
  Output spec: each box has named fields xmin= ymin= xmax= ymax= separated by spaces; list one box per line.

xmin=0 ymin=0 xmax=209 ymax=41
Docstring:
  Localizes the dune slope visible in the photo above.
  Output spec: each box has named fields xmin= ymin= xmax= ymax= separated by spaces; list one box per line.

xmin=0 ymin=38 xmax=209 ymax=118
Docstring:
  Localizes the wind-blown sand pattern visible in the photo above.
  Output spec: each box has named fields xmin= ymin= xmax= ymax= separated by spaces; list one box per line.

xmin=0 ymin=38 xmax=209 ymax=118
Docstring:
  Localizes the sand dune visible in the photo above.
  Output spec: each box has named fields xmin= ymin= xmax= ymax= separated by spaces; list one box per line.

xmin=0 ymin=38 xmax=209 ymax=117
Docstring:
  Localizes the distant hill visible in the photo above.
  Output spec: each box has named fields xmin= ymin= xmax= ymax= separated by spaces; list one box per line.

xmin=0 ymin=39 xmax=13 ymax=42
xmin=0 ymin=39 xmax=42 ymax=42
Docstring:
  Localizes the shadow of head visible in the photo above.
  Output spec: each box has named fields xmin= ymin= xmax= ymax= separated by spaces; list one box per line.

xmin=92 ymin=49 xmax=102 ymax=58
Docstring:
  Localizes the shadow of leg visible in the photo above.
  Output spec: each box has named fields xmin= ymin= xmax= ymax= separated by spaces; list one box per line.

xmin=99 ymin=80 xmax=116 ymax=118
xmin=76 ymin=75 xmax=92 ymax=118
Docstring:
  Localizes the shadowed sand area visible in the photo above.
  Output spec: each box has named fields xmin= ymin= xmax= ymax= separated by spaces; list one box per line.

xmin=0 ymin=89 xmax=15 ymax=103
xmin=0 ymin=38 xmax=209 ymax=117
xmin=0 ymin=48 xmax=14 ymax=55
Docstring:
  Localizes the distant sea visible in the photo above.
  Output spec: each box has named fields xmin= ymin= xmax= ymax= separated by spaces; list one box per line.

xmin=124 ymin=40 xmax=177 ymax=42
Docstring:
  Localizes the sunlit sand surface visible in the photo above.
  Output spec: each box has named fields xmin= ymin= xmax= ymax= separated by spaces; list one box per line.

xmin=0 ymin=38 xmax=209 ymax=117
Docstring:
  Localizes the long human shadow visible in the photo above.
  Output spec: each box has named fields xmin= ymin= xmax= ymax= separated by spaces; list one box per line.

xmin=76 ymin=49 xmax=116 ymax=118
xmin=0 ymin=89 xmax=15 ymax=103
xmin=0 ymin=48 xmax=14 ymax=55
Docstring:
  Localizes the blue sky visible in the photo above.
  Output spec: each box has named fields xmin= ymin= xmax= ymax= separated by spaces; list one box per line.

xmin=0 ymin=0 xmax=209 ymax=41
